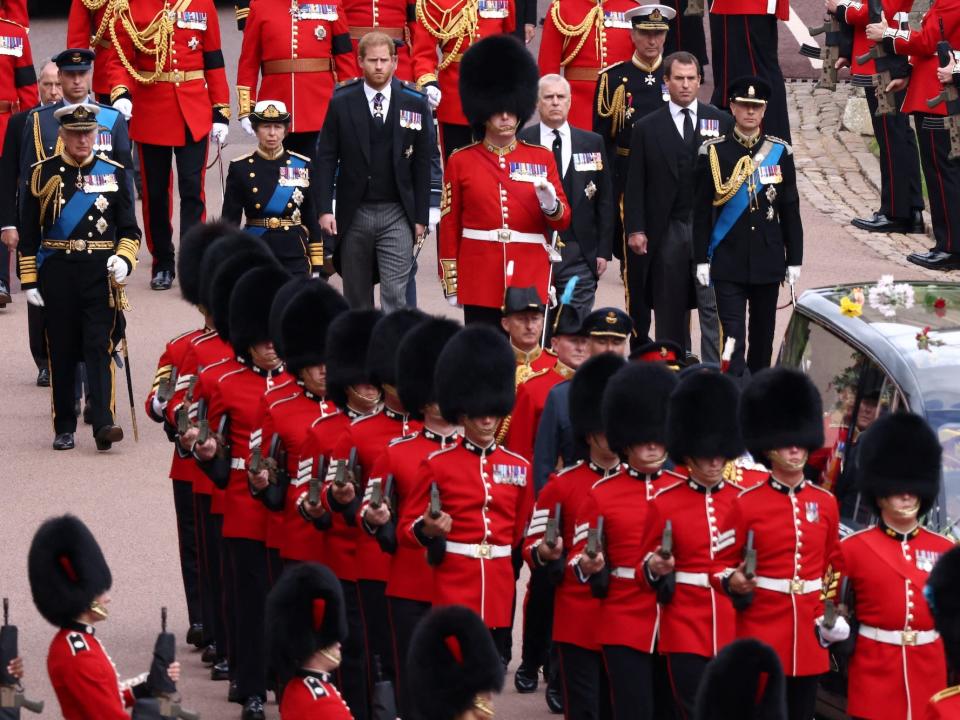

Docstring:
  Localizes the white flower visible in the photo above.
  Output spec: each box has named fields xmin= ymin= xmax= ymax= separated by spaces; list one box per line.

xmin=867 ymin=276 xmax=915 ymax=318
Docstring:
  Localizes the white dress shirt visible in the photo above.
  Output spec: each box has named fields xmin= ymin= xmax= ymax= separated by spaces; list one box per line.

xmin=364 ymin=82 xmax=392 ymax=120
xmin=668 ymin=98 xmax=699 ymax=138
xmin=539 ymin=121 xmax=572 ymax=176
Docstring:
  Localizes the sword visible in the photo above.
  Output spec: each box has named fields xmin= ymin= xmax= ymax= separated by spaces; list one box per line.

xmin=110 ymin=279 xmax=139 ymax=442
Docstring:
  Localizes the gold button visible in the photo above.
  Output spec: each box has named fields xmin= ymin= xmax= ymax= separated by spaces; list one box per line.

xmin=252 ymin=187 xmax=258 ymax=193
xmin=59 ymin=166 xmax=65 ymax=171
xmin=255 ymin=203 xmax=261 ymax=209
xmin=87 ymin=215 xmax=93 ymax=221
xmin=249 ymin=172 xmax=255 ymax=178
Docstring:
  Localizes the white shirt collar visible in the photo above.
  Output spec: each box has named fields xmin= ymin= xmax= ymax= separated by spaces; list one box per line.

xmin=668 ymin=98 xmax=698 ymax=119
xmin=363 ymin=82 xmax=392 ymax=103
xmin=540 ymin=121 xmax=570 ymax=141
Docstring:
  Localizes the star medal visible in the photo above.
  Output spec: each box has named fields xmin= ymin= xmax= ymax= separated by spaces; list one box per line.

xmin=644 ymin=74 xmax=655 ymax=86
xmin=188 ymin=36 xmax=199 ymax=50
xmin=315 ymin=25 xmax=327 ymax=40
xmin=404 ymin=145 xmax=413 ymax=158
xmin=765 ymin=185 xmax=777 ymax=204
xmin=94 ymin=194 xmax=109 ymax=212
xmin=766 ymin=206 xmax=775 ymax=221
xmin=75 ymin=169 xmax=84 ymax=191
xmin=291 ymin=208 xmax=302 ymax=224
xmin=96 ymin=217 xmax=108 ymax=235
xmin=289 ymin=0 xmax=300 ymax=19
xmin=292 ymin=188 xmax=304 ymax=205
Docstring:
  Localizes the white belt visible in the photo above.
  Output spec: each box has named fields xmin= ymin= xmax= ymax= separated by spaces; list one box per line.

xmin=611 ymin=567 xmax=636 ymax=579
xmin=462 ymin=228 xmax=547 ymax=245
xmin=675 ymin=571 xmax=710 ymax=588
xmin=230 ymin=458 xmax=246 ymax=471
xmin=446 ymin=541 xmax=512 ymax=559
xmin=859 ymin=624 xmax=939 ymax=647
xmin=754 ymin=576 xmax=822 ymax=595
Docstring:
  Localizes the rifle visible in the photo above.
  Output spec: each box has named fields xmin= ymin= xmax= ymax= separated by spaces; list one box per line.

xmin=856 ymin=5 xmax=908 ymax=115
xmin=927 ymin=19 xmax=960 ymax=159
xmin=734 ymin=529 xmax=757 ymax=611
xmin=822 ymin=598 xmax=838 ymax=630
xmin=800 ymin=14 xmax=843 ymax=90
xmin=195 ymin=399 xmax=210 ymax=446
xmin=156 ymin=367 xmax=178 ymax=405
xmin=374 ymin=474 xmax=398 ymax=555
xmin=0 ymin=599 xmax=43 ymax=714
xmin=148 ymin=608 xmax=199 ymax=720
xmin=586 ymin=516 xmax=610 ymax=599
xmin=544 ymin=502 xmax=561 ymax=549
xmin=369 ymin=479 xmax=385 ymax=510
xmin=175 ymin=403 xmax=191 ymax=435
xmin=659 ymin=520 xmax=673 ymax=559
xmin=656 ymin=521 xmax=677 ymax=605
xmin=426 ymin=482 xmax=447 ymax=566
xmin=334 ymin=447 xmax=360 ymax=489
xmin=248 ymin=446 xmax=264 ymax=475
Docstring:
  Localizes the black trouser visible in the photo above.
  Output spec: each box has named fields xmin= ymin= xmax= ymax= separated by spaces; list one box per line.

xmin=254 ymin=228 xmax=311 ymax=277
xmin=267 ymin=547 xmax=283 ymax=587
xmin=463 ymin=304 xmax=503 ymax=327
xmin=603 ymin=645 xmax=653 ymax=720
xmin=196 ymin=494 xmax=224 ymax=655
xmin=713 ymin=280 xmax=780 ymax=377
xmin=39 ymin=255 xmax=117 ymax=435
xmin=28 ymin=303 xmax=47 ymax=369
xmin=664 ymin=0 xmax=709 ymax=70
xmin=440 ymin=123 xmax=474 ymax=161
xmin=622 ymin=249 xmax=653 ymax=351
xmin=284 ymin=130 xmax=320 ymax=167
xmin=916 ymin=118 xmax=960 ymax=254
xmin=520 ymin=567 xmax=555 ymax=673
xmin=224 ymin=537 xmax=268 ymax=701
xmin=864 ymin=87 xmax=923 ymax=220
xmin=172 ymin=479 xmax=201 ymax=627
xmin=388 ymin=596 xmax=430 ymax=718
xmin=785 ymin=675 xmax=820 ymax=720
xmin=358 ymin=579 xmax=395 ymax=687
xmin=666 ymin=653 xmax=709 ymax=720
xmin=0 ymin=240 xmax=8 ymax=287
xmin=709 ymin=14 xmax=790 ymax=142
xmin=338 ymin=579 xmax=370 ymax=720
xmin=139 ymin=135 xmax=208 ymax=274
xmin=557 ymin=642 xmax=605 ymax=720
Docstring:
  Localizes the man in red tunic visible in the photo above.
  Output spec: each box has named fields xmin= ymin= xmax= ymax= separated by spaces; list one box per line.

xmin=0 ymin=11 xmax=36 ymax=149
xmin=925 ymin=546 xmax=960 ymax=719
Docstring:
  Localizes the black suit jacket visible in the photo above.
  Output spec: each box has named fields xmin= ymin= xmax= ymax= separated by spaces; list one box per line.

xmin=316 ymin=77 xmax=433 ymax=248
xmin=0 ymin=107 xmax=32 ymax=229
xmin=518 ymin=124 xmax=614 ymax=276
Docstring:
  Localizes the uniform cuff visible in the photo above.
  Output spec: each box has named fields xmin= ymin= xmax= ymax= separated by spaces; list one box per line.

xmin=18 ymin=254 xmax=36 ymax=286
xmin=116 ymin=238 xmax=139 ymax=272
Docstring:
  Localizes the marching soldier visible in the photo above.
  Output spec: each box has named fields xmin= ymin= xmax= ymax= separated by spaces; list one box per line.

xmin=67 ymin=0 xmax=134 ymax=108
xmin=438 ymin=36 xmax=570 ymax=325
xmin=693 ymin=77 xmax=802 ymax=377
xmin=501 ymin=286 xmax=557 ymax=380
xmin=0 ymin=9 xmax=35 ymax=148
xmin=235 ymin=0 xmax=356 ymax=161
xmin=717 ymin=367 xmax=838 ymax=720
xmin=925 ymin=546 xmax=960 ymax=718
xmin=222 ymin=100 xmax=325 ymax=276
xmin=18 ymin=103 xmax=139 ymax=451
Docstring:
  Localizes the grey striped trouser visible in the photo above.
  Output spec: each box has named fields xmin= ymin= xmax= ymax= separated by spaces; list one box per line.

xmin=340 ymin=201 xmax=413 ymax=312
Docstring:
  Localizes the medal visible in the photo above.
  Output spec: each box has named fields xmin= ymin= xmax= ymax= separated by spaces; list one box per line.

xmin=644 ymin=74 xmax=655 ymax=86
xmin=315 ymin=25 xmax=326 ymax=40
xmin=188 ymin=36 xmax=199 ymax=50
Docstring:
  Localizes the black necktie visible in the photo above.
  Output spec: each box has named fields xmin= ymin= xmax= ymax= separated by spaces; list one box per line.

xmin=681 ymin=107 xmax=694 ymax=144
xmin=552 ymin=128 xmax=563 ymax=176
xmin=373 ymin=92 xmax=385 ymax=125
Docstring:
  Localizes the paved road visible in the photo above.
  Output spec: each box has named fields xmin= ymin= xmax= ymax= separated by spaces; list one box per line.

xmin=0 ymin=10 xmax=921 ymax=720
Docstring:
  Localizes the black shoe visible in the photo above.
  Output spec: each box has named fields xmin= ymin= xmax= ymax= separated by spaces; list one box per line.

xmin=186 ymin=623 xmax=205 ymax=648
xmin=514 ymin=663 xmax=540 ymax=693
xmin=907 ymin=251 xmax=960 ymax=270
xmin=150 ymin=270 xmax=173 ymax=291
xmin=0 ymin=279 xmax=10 ymax=306
xmin=907 ymin=209 xmax=925 ymax=234
xmin=211 ymin=661 xmax=230 ymax=682
xmin=201 ymin=643 xmax=218 ymax=665
xmin=228 ymin=681 xmax=241 ymax=703
xmin=241 ymin=697 xmax=265 ymax=720
xmin=53 ymin=433 xmax=75 ymax=450
xmin=82 ymin=401 xmax=94 ymax=425
xmin=545 ymin=683 xmax=564 ymax=714
xmin=36 ymin=368 xmax=50 ymax=387
xmin=851 ymin=212 xmax=909 ymax=233
xmin=94 ymin=424 xmax=124 ymax=451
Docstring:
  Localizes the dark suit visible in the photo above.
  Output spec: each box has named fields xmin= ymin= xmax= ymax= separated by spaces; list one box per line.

xmin=625 ymin=101 xmax=731 ymax=363
xmin=316 ymin=77 xmax=432 ymax=310
xmin=519 ymin=123 xmax=613 ymax=315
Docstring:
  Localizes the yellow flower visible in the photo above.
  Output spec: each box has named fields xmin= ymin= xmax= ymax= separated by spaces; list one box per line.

xmin=840 ymin=297 xmax=863 ymax=318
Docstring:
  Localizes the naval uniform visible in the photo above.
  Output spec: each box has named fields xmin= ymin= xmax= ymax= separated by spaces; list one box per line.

xmin=280 ymin=670 xmax=355 ymax=719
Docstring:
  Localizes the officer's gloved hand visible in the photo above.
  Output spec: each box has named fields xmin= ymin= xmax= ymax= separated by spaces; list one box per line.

xmin=25 ymin=288 xmax=44 ymax=307
xmin=210 ymin=123 xmax=229 ymax=145
xmin=240 ymin=117 xmax=255 ymax=137
xmin=447 ymin=294 xmax=459 ymax=307
xmin=113 ymin=98 xmax=133 ymax=121
xmin=787 ymin=265 xmax=801 ymax=285
xmin=425 ymin=84 xmax=442 ymax=110
xmin=106 ymin=255 xmax=129 ymax=283
xmin=695 ymin=263 xmax=711 ymax=287
xmin=534 ymin=178 xmax=559 ymax=214
xmin=815 ymin=614 xmax=850 ymax=646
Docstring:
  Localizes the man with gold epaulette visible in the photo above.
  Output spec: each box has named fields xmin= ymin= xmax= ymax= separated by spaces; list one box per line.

xmin=692 ymin=76 xmax=801 ymax=377
xmin=18 ymin=103 xmax=140 ymax=452
xmin=501 ymin=285 xmax=558 ymax=386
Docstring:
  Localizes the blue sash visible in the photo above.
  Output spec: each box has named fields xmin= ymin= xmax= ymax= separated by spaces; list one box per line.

xmin=47 ymin=158 xmax=116 ymax=241
xmin=246 ymin=154 xmax=308 ymax=237
xmin=707 ymin=142 xmax=784 ymax=261
xmin=96 ymin=105 xmax=119 ymax=131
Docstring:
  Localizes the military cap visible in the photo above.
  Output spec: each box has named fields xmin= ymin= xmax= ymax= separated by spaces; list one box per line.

xmin=55 ymin=102 xmax=99 ymax=131
xmin=325 ymin=309 xmax=383 ymax=408
xmin=280 ymin=281 xmax=349 ymax=374
xmin=502 ymin=286 xmax=545 ymax=315
xmin=740 ymin=367 xmax=824 ymax=468
xmin=208 ymin=247 xmax=281 ymax=339
xmin=666 ymin=369 xmax=744 ymax=463
xmin=460 ymin=34 xmax=539 ymax=137
xmin=926 ymin=546 xmax=960 ymax=670
xmin=397 ymin=317 xmax=462 ymax=421
xmin=250 ymin=99 xmax=291 ymax=125
xmin=582 ymin=307 xmax=633 ymax=338
xmin=570 ymin=353 xmax=626 ymax=447
xmin=436 ymin=325 xmax=515 ymax=424
xmin=177 ymin=221 xmax=250 ymax=306
xmin=268 ymin=276 xmax=310 ymax=358
xmin=366 ymin=309 xmax=428 ymax=392
xmin=53 ymin=48 xmax=95 ymax=72
xmin=625 ymin=4 xmax=675 ymax=30
xmin=603 ymin=361 xmax=678 ymax=455
xmin=694 ymin=639 xmax=787 ymax=720
xmin=229 ymin=265 xmax=292 ymax=354
xmin=552 ymin=303 xmax=585 ymax=337
xmin=629 ymin=340 xmax=684 ymax=368
xmin=728 ymin=76 xmax=771 ymax=105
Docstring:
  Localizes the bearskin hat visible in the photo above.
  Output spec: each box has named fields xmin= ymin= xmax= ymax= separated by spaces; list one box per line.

xmin=407 ymin=605 xmax=505 ymax=720
xmin=926 ymin=546 xmax=960 ymax=670
xmin=177 ymin=221 xmax=249 ymax=306
xmin=603 ymin=362 xmax=679 ymax=455
xmin=267 ymin=277 xmax=310 ymax=359
xmin=265 ymin=563 xmax=347 ymax=686
xmin=198 ymin=232 xmax=273 ymax=314
xmin=436 ymin=325 xmax=515 ymax=424
xmin=570 ymin=353 xmax=626 ymax=447
xmin=666 ymin=370 xmax=744 ymax=463
xmin=280 ymin=282 xmax=349 ymax=374
xmin=28 ymin=515 xmax=112 ymax=628
xmin=740 ymin=368 xmax=824 ymax=467
xmin=325 ymin=309 xmax=383 ymax=408
xmin=459 ymin=35 xmax=539 ymax=138
xmin=397 ymin=317 xmax=462 ymax=421
xmin=366 ymin=309 xmax=428 ymax=390
xmin=228 ymin=265 xmax=292 ymax=354
xmin=856 ymin=413 xmax=942 ymax=517
xmin=208 ymin=247 xmax=281 ymax=338
xmin=694 ymin=639 xmax=787 ymax=720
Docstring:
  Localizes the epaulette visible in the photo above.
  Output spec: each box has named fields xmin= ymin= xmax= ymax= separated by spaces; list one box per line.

xmin=653 ymin=479 xmax=685 ymax=497
xmin=519 ymin=367 xmax=550 ymax=385
xmin=591 ymin=474 xmax=615 ymax=490
xmin=287 ymin=150 xmax=311 ymax=161
xmin=737 ymin=481 xmax=765 ymax=497
xmin=806 ymin=482 xmax=835 ymax=497
xmin=96 ymin=153 xmax=124 ymax=168
xmin=931 ymin=686 xmax=960 ymax=703
xmin=400 ymin=81 xmax=426 ymax=98
xmin=0 ymin=17 xmax=27 ymax=31
xmin=268 ymin=391 xmax=302 ymax=410
xmin=389 ymin=432 xmax=420 ymax=446
xmin=698 ymin=136 xmax=725 ymax=155
xmin=765 ymin=135 xmax=793 ymax=155
xmin=598 ymin=60 xmax=627 ymax=75
xmin=218 ymin=366 xmax=244 ymax=383
xmin=168 ymin=328 xmax=197 ymax=345
xmin=65 ymin=632 xmax=89 ymax=655
xmin=840 ymin=525 xmax=875 ymax=543
xmin=427 ymin=444 xmax=457 ymax=460
xmin=498 ymin=446 xmax=530 ymax=464
xmin=351 ymin=412 xmax=378 ymax=425
xmin=310 ymin=409 xmax=342 ymax=428
xmin=334 ymin=77 xmax=363 ymax=92
xmin=919 ymin=526 xmax=960 ymax=544
xmin=518 ymin=139 xmax=549 ymax=150
xmin=555 ymin=460 xmax=585 ymax=476
xmin=194 ymin=329 xmax=219 ymax=344
xmin=199 ymin=358 xmax=229 ymax=376
xmin=449 ymin=141 xmax=480 ymax=158
xmin=230 ymin=150 xmax=256 ymax=163
xmin=662 ymin=468 xmax=687 ymax=481
xmin=545 ymin=347 xmax=558 ymax=357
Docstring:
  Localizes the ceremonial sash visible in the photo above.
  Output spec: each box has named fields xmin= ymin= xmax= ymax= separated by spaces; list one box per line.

xmin=707 ymin=141 xmax=784 ymax=260
xmin=47 ymin=159 xmax=117 ymax=241
xmin=858 ymin=527 xmax=934 ymax=590
xmin=246 ymin=154 xmax=308 ymax=236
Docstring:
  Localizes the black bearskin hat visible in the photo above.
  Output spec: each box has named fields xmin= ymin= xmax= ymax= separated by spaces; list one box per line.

xmin=228 ymin=265 xmax=292 ymax=354
xmin=199 ymin=232 xmax=273 ymax=313
xmin=856 ymin=413 xmax=942 ymax=517
xmin=666 ymin=370 xmax=744 ymax=463
xmin=397 ymin=317 xmax=462 ymax=421
xmin=570 ymin=353 xmax=626 ymax=447
xmin=927 ymin=546 xmax=960 ymax=670
xmin=740 ymin=368 xmax=824 ymax=467
xmin=325 ymin=309 xmax=383 ymax=408
xmin=366 ymin=309 xmax=428 ymax=390
xmin=459 ymin=35 xmax=539 ymax=138
xmin=268 ymin=277 xmax=310 ymax=359
xmin=28 ymin=515 xmax=112 ymax=627
xmin=694 ymin=639 xmax=787 ymax=720
xmin=436 ymin=325 xmax=515 ymax=424
xmin=265 ymin=563 xmax=347 ymax=686
xmin=208 ymin=247 xmax=280 ymax=338
xmin=280 ymin=282 xmax=349 ymax=374
xmin=407 ymin=605 xmax=505 ymax=720
xmin=177 ymin=221 xmax=251 ymax=306
xmin=603 ymin=362 xmax=679 ymax=455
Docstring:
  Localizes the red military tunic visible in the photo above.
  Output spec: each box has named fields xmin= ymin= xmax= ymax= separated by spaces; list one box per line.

xmin=538 ymin=0 xmax=638 ymax=129
xmin=280 ymin=670 xmax=355 ymax=718
xmin=236 ymin=0 xmax=358 ymax=132
xmin=888 ymin=0 xmax=960 ymax=116
xmin=408 ymin=438 xmax=532 ymax=628
xmin=505 ymin=360 xmax=573 ymax=461
xmin=926 ymin=686 xmax=960 ymax=719
xmin=343 ymin=0 xmax=416 ymax=80
xmin=0 ymin=1 xmax=27 ymax=27
xmin=67 ymin=0 xmax=135 ymax=102
xmin=124 ymin=0 xmax=230 ymax=146
xmin=712 ymin=476 xmax=841 ymax=676
xmin=439 ymin=140 xmax=571 ymax=308
xmin=837 ymin=524 xmax=953 ymax=720
xmin=254 ymin=382 xmax=300 ymax=551
xmin=0 ymin=17 xmax=35 ymax=151
xmin=641 ymin=472 xmax=738 ymax=657
xmin=47 ymin=624 xmax=142 ymax=720
xmin=710 ymin=0 xmax=788 ymax=19
xmin=838 ymin=0 xmax=913 ymax=76
xmin=411 ymin=0 xmax=515 ymax=126
xmin=723 ymin=459 xmax=768 ymax=490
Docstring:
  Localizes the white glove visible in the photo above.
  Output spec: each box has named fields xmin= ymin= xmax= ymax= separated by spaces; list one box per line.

xmin=787 ymin=265 xmax=801 ymax=285
xmin=113 ymin=98 xmax=133 ymax=121
xmin=534 ymin=178 xmax=559 ymax=214
xmin=447 ymin=294 xmax=459 ymax=307
xmin=210 ymin=122 xmax=229 ymax=145
xmin=816 ymin=615 xmax=850 ymax=645
xmin=25 ymin=288 xmax=44 ymax=307
xmin=240 ymin=116 xmax=255 ymax=137
xmin=696 ymin=263 xmax=711 ymax=287
xmin=151 ymin=395 xmax=166 ymax=417
xmin=106 ymin=255 xmax=129 ymax=283
xmin=425 ymin=85 xmax=442 ymax=110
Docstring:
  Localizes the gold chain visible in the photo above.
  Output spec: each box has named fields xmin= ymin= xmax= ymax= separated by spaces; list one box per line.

xmin=110 ymin=0 xmax=194 ymax=85
xmin=594 ymin=71 xmax=625 ymax=138
xmin=415 ymin=0 xmax=477 ymax=71
xmin=548 ymin=0 xmax=604 ymax=66
xmin=30 ymin=165 xmax=63 ymax=227
xmin=709 ymin=144 xmax=755 ymax=207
